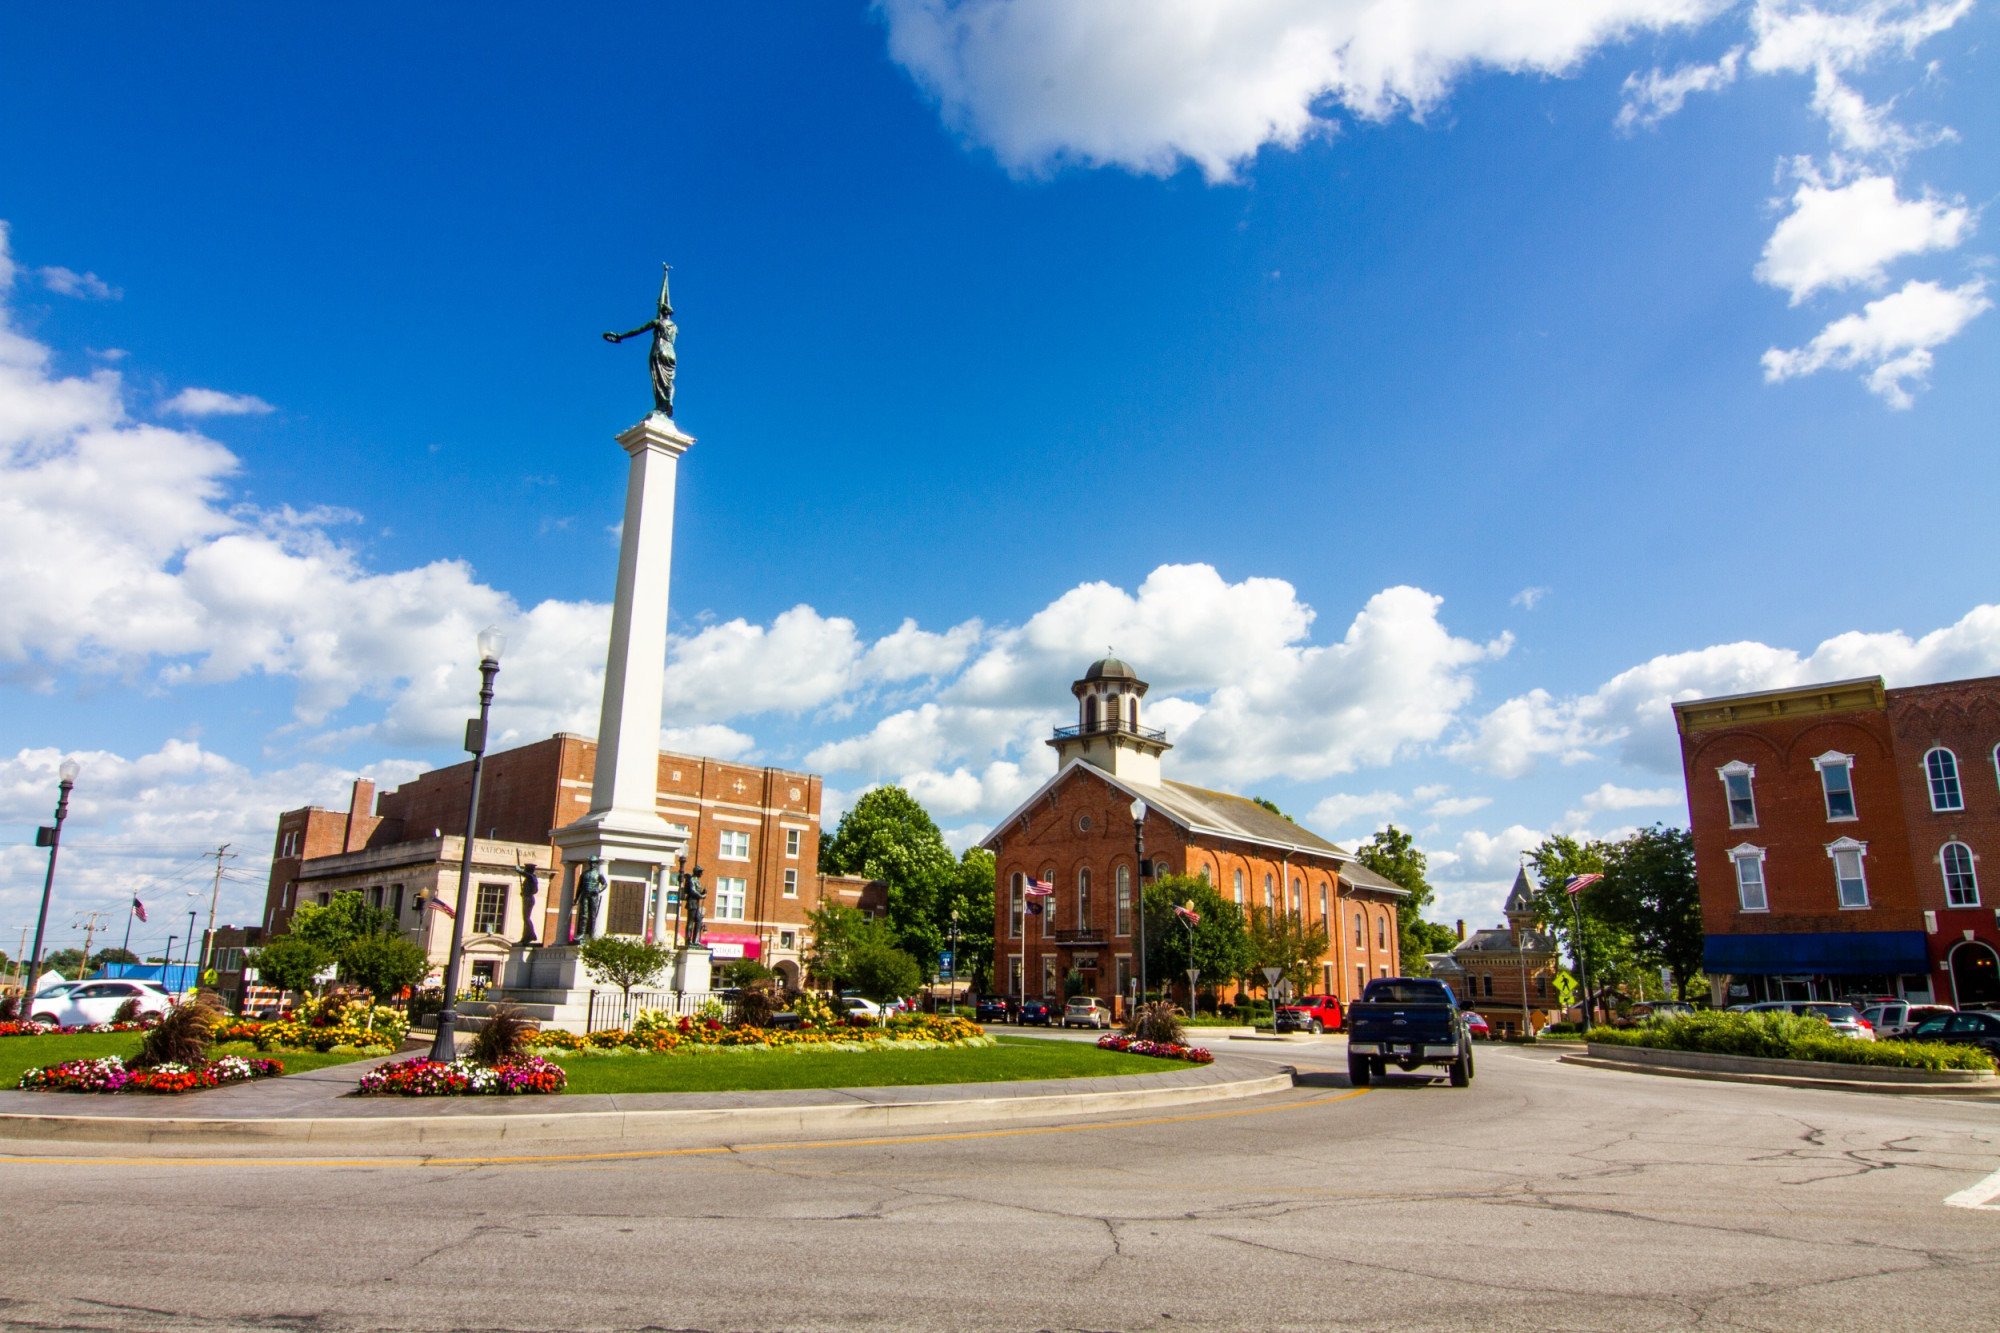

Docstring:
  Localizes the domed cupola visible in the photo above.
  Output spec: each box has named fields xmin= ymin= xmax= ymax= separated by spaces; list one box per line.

xmin=1049 ymin=656 xmax=1171 ymax=784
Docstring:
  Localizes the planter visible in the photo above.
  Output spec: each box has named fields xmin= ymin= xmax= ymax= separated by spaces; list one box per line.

xmin=1579 ymin=1042 xmax=1996 ymax=1088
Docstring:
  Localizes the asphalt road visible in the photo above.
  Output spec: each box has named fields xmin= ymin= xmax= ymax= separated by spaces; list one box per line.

xmin=3 ymin=1036 xmax=1998 ymax=1332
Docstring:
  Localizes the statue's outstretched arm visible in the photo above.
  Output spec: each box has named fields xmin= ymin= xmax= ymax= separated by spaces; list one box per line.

xmin=603 ymin=322 xmax=654 ymax=343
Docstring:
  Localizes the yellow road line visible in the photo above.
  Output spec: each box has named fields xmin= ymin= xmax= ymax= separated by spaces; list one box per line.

xmin=0 ymin=1087 xmax=1369 ymax=1171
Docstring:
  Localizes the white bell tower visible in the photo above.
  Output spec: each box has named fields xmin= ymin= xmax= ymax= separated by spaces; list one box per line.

xmin=1048 ymin=656 xmax=1171 ymax=785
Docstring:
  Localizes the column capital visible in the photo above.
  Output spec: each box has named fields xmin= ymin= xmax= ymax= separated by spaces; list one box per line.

xmin=617 ymin=415 xmax=696 ymax=459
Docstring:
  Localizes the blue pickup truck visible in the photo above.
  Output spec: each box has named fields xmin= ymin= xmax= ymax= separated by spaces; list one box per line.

xmin=1345 ymin=977 xmax=1474 ymax=1087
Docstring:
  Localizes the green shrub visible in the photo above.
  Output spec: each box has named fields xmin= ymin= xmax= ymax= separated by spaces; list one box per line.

xmin=1588 ymin=1010 xmax=1995 ymax=1073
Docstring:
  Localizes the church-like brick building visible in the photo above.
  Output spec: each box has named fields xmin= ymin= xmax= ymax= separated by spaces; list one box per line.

xmin=982 ymin=658 xmax=1407 ymax=1009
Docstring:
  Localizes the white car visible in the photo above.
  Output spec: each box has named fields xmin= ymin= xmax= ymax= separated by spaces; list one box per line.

xmin=31 ymin=979 xmax=173 ymax=1027
xmin=837 ymin=996 xmax=884 ymax=1021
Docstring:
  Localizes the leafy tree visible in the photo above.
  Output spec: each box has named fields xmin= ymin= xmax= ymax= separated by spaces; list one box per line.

xmin=291 ymin=892 xmax=396 ymax=954
xmin=819 ymin=786 xmax=955 ymax=970
xmin=1355 ymin=824 xmax=1458 ymax=976
xmin=1250 ymin=797 xmax=1293 ymax=821
xmin=1523 ymin=835 xmax=1646 ymax=1023
xmin=803 ymin=901 xmax=899 ymax=991
xmin=337 ymin=933 xmax=431 ymax=999
xmin=714 ymin=958 xmax=777 ymax=989
xmin=42 ymin=948 xmax=85 ymax=979
xmin=92 ymin=947 xmax=140 ymax=970
xmin=578 ymin=936 xmax=671 ymax=1021
xmin=1244 ymin=906 xmax=1331 ymax=996
xmin=847 ymin=943 xmax=922 ymax=1002
xmin=1598 ymin=825 xmax=1704 ymax=1003
xmin=1141 ymin=874 xmax=1250 ymax=1008
xmin=249 ymin=933 xmax=333 ymax=999
xmin=939 ymin=847 xmax=996 ymax=990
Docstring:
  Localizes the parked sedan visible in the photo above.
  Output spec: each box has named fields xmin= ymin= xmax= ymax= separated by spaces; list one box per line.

xmin=31 ymin=980 xmax=173 ymax=1027
xmin=1909 ymin=1011 xmax=2000 ymax=1058
xmin=974 ymin=996 xmax=1011 ymax=1023
xmin=1061 ymin=999 xmax=1110 ymax=1029
xmin=836 ymin=996 xmax=884 ymax=1022
xmin=1744 ymin=1000 xmax=1874 ymax=1039
xmin=1016 ymin=998 xmax=1056 ymax=1027
xmin=1462 ymin=1011 xmax=1492 ymax=1040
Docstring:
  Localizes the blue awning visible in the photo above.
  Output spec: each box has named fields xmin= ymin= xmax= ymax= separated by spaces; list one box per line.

xmin=1703 ymin=931 xmax=1929 ymax=976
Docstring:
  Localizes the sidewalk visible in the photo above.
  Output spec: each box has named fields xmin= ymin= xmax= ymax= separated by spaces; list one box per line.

xmin=0 ymin=1043 xmax=1296 ymax=1146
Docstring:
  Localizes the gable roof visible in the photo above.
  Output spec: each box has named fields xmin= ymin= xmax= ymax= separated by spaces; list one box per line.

xmin=980 ymin=760 xmax=1403 ymax=895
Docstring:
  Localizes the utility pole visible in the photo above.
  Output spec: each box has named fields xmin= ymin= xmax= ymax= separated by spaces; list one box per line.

xmin=73 ymin=910 xmax=110 ymax=980
xmin=197 ymin=844 xmax=234 ymax=976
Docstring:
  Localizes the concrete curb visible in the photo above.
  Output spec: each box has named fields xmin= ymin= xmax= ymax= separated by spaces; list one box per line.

xmin=1560 ymin=1052 xmax=2000 ymax=1097
xmin=0 ymin=1069 xmax=1298 ymax=1146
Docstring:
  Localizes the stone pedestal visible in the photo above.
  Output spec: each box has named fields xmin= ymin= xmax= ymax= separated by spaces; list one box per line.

xmin=674 ymin=945 xmax=712 ymax=995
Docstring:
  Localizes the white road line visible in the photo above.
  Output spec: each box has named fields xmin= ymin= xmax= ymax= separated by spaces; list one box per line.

xmin=1944 ymin=1164 xmax=2000 ymax=1210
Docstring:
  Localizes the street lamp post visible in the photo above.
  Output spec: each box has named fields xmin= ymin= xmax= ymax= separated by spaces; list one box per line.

xmin=21 ymin=759 xmax=81 ymax=1013
xmin=1129 ymin=798 xmax=1148 ymax=1008
xmin=181 ymin=910 xmax=197 ymax=996
xmin=430 ymin=627 xmax=505 ymax=1063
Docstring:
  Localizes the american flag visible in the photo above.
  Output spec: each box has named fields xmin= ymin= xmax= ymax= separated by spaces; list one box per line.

xmin=1174 ymin=900 xmax=1201 ymax=926
xmin=1024 ymin=876 xmax=1054 ymax=899
xmin=1565 ymin=873 xmax=1603 ymax=895
xmin=131 ymin=896 xmax=148 ymax=923
xmin=424 ymin=895 xmax=456 ymax=918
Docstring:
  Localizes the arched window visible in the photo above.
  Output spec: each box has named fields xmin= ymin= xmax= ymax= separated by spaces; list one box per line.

xmin=1233 ymin=869 xmax=1244 ymax=905
xmin=1041 ymin=867 xmax=1057 ymax=930
xmin=1926 ymin=747 xmax=1964 ymax=811
xmin=1127 ymin=695 xmax=1138 ymax=727
xmin=1083 ymin=695 xmax=1099 ymax=729
xmin=1115 ymin=865 xmax=1131 ymax=936
xmin=1009 ymin=874 xmax=1024 ymax=939
xmin=1263 ymin=875 xmax=1274 ymax=914
xmin=1942 ymin=842 xmax=1979 ymax=908
xmin=1077 ymin=868 xmax=1093 ymax=923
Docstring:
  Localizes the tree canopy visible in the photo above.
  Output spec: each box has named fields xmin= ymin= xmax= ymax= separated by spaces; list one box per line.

xmin=290 ymin=892 xmax=395 ymax=954
xmin=1354 ymin=824 xmax=1459 ymax=974
xmin=1141 ymin=874 xmax=1249 ymax=1003
xmin=819 ymin=786 xmax=956 ymax=970
xmin=1244 ymin=906 xmax=1331 ymax=995
xmin=337 ymin=933 xmax=431 ymax=998
xmin=248 ymin=933 xmax=331 ymax=998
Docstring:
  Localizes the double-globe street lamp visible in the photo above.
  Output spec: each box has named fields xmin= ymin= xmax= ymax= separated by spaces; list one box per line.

xmin=430 ymin=627 xmax=506 ymax=1062
xmin=21 ymin=759 xmax=81 ymax=1014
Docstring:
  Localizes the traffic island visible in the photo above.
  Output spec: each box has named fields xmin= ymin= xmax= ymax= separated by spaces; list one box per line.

xmin=1564 ymin=1042 xmax=2000 ymax=1096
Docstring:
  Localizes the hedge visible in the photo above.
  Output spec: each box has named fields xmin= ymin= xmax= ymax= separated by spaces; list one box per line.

xmin=1585 ymin=1010 xmax=1994 ymax=1073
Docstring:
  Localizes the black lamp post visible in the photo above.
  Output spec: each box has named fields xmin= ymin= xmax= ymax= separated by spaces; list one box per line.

xmin=181 ymin=909 xmax=197 ymax=995
xmin=22 ymin=759 xmax=80 ymax=1014
xmin=1129 ymin=797 xmax=1148 ymax=1007
xmin=430 ymin=627 xmax=505 ymax=1062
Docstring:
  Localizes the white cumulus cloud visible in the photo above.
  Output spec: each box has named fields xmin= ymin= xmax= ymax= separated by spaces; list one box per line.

xmin=1757 ymin=172 xmax=1972 ymax=303
xmin=38 ymin=266 xmax=121 ymax=301
xmin=1761 ymin=276 xmax=1990 ymax=407
xmin=160 ymin=387 xmax=275 ymax=417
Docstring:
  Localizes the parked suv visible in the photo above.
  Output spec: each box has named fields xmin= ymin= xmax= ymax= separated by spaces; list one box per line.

xmin=31 ymin=980 xmax=172 ymax=1027
xmin=1274 ymin=994 xmax=1344 ymax=1034
xmin=1862 ymin=1001 xmax=1953 ymax=1039
xmin=1061 ymin=999 xmax=1110 ymax=1029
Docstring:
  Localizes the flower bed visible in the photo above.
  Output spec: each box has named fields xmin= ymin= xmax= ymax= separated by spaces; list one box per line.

xmin=0 ymin=1020 xmax=152 ymax=1039
xmin=357 ymin=1055 xmax=568 ymax=1096
xmin=217 ymin=999 xmax=410 ymax=1053
xmin=1586 ymin=1011 xmax=1996 ymax=1073
xmin=1096 ymin=1034 xmax=1215 ymax=1064
xmin=530 ymin=1012 xmax=989 ymax=1056
xmin=17 ymin=1054 xmax=283 ymax=1093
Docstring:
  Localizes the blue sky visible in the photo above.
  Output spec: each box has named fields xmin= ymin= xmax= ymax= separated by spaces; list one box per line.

xmin=3 ymin=2 xmax=1996 ymax=960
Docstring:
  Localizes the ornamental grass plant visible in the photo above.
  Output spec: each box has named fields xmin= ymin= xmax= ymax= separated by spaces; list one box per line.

xmin=467 ymin=1002 xmax=538 ymax=1066
xmin=1587 ymin=1009 xmax=1995 ymax=1073
xmin=132 ymin=995 xmax=219 ymax=1069
xmin=1122 ymin=1000 xmax=1186 ymax=1046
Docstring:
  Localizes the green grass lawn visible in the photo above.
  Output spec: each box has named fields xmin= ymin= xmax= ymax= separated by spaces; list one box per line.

xmin=552 ymin=1034 xmax=1177 ymax=1095
xmin=1 ymin=1033 xmax=374 ymax=1089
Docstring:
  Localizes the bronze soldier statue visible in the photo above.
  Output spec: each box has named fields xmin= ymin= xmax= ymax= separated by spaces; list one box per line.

xmin=517 ymin=864 xmax=541 ymax=947
xmin=603 ymin=265 xmax=677 ymax=417
xmin=681 ymin=865 xmax=707 ymax=949
xmin=574 ymin=857 xmax=608 ymax=942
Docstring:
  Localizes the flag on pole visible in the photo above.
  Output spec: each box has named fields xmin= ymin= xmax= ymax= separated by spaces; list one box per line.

xmin=1174 ymin=900 xmax=1200 ymax=926
xmin=132 ymin=896 xmax=148 ymax=923
xmin=425 ymin=896 xmax=456 ymax=918
xmin=1564 ymin=873 xmax=1603 ymax=895
xmin=1024 ymin=876 xmax=1054 ymax=898
xmin=1025 ymin=900 xmax=1043 ymax=916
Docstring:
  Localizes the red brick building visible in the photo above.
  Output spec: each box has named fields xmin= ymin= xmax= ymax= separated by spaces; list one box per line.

xmin=1674 ymin=674 xmax=2000 ymax=1007
xmin=982 ymin=658 xmax=1406 ymax=1008
xmin=1427 ymin=866 xmax=1562 ymax=1038
xmin=263 ymin=734 xmax=875 ymax=990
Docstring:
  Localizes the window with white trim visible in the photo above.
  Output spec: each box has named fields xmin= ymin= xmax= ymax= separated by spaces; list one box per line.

xmin=1719 ymin=761 xmax=1757 ymax=827
xmin=785 ymin=828 xmax=801 ymax=858
xmin=1263 ymin=875 xmax=1274 ymax=914
xmin=1925 ymin=748 xmax=1964 ymax=811
xmin=1942 ymin=842 xmax=1979 ymax=908
xmin=1232 ymin=869 xmax=1244 ymax=905
xmin=719 ymin=830 xmax=751 ymax=860
xmin=1377 ymin=914 xmax=1387 ymax=949
xmin=1077 ymin=868 xmax=1092 ymax=924
xmin=715 ymin=876 xmax=747 ymax=919
xmin=1827 ymin=837 xmax=1869 ymax=909
xmin=1353 ymin=911 xmax=1363 ymax=948
xmin=474 ymin=881 xmax=507 ymax=934
xmin=1730 ymin=844 xmax=1768 ymax=912
xmin=1010 ymin=874 xmax=1024 ymax=939
xmin=782 ymin=868 xmax=798 ymax=898
xmin=1041 ymin=867 xmax=1056 ymax=930
xmin=1319 ymin=885 xmax=1328 ymax=921
xmin=1812 ymin=751 xmax=1857 ymax=820
xmin=1115 ymin=865 xmax=1131 ymax=936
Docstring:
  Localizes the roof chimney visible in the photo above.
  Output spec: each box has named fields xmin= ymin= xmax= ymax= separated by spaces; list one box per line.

xmin=344 ymin=779 xmax=376 ymax=853
xmin=1455 ymin=919 xmax=1466 ymax=941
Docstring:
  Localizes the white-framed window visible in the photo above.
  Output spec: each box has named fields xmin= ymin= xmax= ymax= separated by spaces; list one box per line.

xmin=1353 ymin=911 xmax=1363 ymax=948
xmin=785 ymin=828 xmax=801 ymax=858
xmin=1319 ymin=885 xmax=1328 ymax=921
xmin=1010 ymin=955 xmax=1024 ymax=998
xmin=1041 ymin=866 xmax=1056 ymax=930
xmin=1377 ymin=914 xmax=1387 ymax=948
xmin=715 ymin=876 xmax=747 ymax=919
xmin=1115 ymin=865 xmax=1131 ymax=936
xmin=1730 ymin=843 xmax=1768 ymax=912
xmin=719 ymin=830 xmax=751 ymax=860
xmin=1263 ymin=875 xmax=1274 ymax=914
xmin=1719 ymin=761 xmax=1757 ymax=827
xmin=1926 ymin=748 xmax=1964 ymax=811
xmin=1292 ymin=878 xmax=1303 ymax=915
xmin=1812 ymin=751 xmax=1857 ymax=821
xmin=474 ymin=881 xmax=508 ymax=934
xmin=1826 ymin=837 xmax=1869 ymax=909
xmin=1233 ymin=869 xmax=1244 ymax=905
xmin=1041 ymin=955 xmax=1057 ymax=998
xmin=1077 ymin=869 xmax=1092 ymax=926
xmin=1115 ymin=954 xmax=1131 ymax=997
xmin=1355 ymin=964 xmax=1366 ymax=995
xmin=278 ymin=830 xmax=301 ymax=858
xmin=782 ymin=868 xmax=798 ymax=898
xmin=1009 ymin=874 xmax=1024 ymax=939
xmin=1942 ymin=842 xmax=1979 ymax=908
xmin=1198 ymin=864 xmax=1210 ymax=883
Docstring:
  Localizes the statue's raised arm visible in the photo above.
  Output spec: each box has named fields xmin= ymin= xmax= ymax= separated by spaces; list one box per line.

xmin=603 ymin=264 xmax=678 ymax=418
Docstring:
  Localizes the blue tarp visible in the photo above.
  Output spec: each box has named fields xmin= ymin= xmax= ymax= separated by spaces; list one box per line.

xmin=101 ymin=962 xmax=203 ymax=992
xmin=1703 ymin=931 xmax=1929 ymax=976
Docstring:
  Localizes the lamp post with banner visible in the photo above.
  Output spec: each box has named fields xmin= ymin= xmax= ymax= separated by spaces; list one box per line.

xmin=430 ymin=626 xmax=505 ymax=1062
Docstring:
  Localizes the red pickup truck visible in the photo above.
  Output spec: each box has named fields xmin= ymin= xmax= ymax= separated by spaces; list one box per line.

xmin=1274 ymin=994 xmax=1344 ymax=1033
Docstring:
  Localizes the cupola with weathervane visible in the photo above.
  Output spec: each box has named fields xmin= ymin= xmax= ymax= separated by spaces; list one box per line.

xmin=1048 ymin=655 xmax=1172 ymax=785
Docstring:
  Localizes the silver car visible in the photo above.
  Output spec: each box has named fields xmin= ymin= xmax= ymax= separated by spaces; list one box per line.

xmin=1061 ymin=999 xmax=1110 ymax=1029
xmin=1745 ymin=1000 xmax=1874 ymax=1040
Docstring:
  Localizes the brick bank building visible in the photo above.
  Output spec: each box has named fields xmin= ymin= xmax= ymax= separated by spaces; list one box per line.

xmin=253 ymin=734 xmax=878 ymax=997
xmin=982 ymin=658 xmax=1406 ymax=1008
xmin=1675 ymin=674 xmax=2000 ymax=1008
